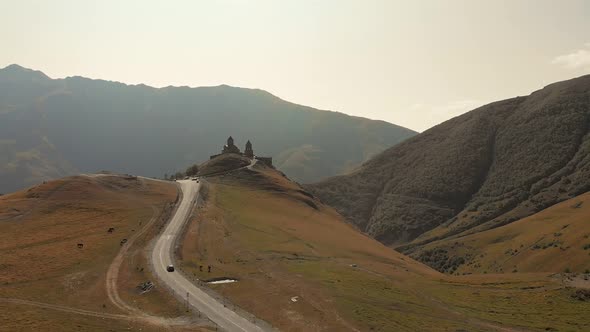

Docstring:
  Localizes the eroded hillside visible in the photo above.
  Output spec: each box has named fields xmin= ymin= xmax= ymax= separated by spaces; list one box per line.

xmin=309 ymin=75 xmax=590 ymax=254
xmin=411 ymin=192 xmax=590 ymax=275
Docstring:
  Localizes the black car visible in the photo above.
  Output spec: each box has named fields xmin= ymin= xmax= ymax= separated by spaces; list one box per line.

xmin=166 ymin=265 xmax=175 ymax=272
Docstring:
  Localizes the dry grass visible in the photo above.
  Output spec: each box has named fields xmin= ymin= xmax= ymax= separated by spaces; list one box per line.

xmin=179 ymin=183 xmax=436 ymax=331
xmin=0 ymin=302 xmax=166 ymax=332
xmin=197 ymin=153 xmax=251 ymax=177
xmin=412 ymin=192 xmax=590 ymax=275
xmin=0 ymin=175 xmax=208 ymax=331
xmin=179 ymin=166 xmax=590 ymax=331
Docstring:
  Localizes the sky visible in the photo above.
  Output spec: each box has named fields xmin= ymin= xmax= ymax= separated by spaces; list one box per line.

xmin=1 ymin=0 xmax=590 ymax=132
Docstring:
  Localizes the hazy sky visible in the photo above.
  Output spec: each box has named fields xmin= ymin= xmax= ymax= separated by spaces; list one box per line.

xmin=2 ymin=0 xmax=589 ymax=131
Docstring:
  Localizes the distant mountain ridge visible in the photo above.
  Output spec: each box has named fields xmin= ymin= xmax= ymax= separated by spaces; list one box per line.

xmin=0 ymin=64 xmax=416 ymax=193
xmin=308 ymin=74 xmax=590 ymax=258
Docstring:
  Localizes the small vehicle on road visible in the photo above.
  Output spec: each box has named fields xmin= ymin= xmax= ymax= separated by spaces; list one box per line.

xmin=166 ymin=265 xmax=175 ymax=272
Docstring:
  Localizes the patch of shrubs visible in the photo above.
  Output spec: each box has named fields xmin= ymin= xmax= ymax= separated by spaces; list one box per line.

xmin=532 ymin=241 xmax=563 ymax=250
xmin=571 ymin=289 xmax=590 ymax=301
xmin=504 ymin=248 xmax=519 ymax=256
xmin=418 ymin=248 xmax=467 ymax=274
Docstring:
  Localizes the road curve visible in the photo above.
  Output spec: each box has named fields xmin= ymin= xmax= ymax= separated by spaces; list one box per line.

xmin=151 ymin=180 xmax=267 ymax=332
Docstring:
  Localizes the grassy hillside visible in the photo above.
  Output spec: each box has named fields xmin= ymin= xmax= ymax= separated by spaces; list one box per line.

xmin=408 ymin=192 xmax=590 ymax=275
xmin=0 ymin=175 xmax=208 ymax=331
xmin=178 ymin=163 xmax=590 ymax=331
xmin=308 ymin=74 xmax=590 ymax=254
xmin=196 ymin=153 xmax=252 ymax=177
xmin=0 ymin=64 xmax=416 ymax=194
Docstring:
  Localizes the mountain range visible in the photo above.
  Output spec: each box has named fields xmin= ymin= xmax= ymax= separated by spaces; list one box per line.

xmin=0 ymin=64 xmax=416 ymax=194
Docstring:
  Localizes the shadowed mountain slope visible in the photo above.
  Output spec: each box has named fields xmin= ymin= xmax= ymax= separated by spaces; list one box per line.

xmin=309 ymin=74 xmax=590 ymax=253
xmin=0 ymin=64 xmax=416 ymax=194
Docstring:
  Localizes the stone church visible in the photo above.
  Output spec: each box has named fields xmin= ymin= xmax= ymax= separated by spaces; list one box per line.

xmin=221 ymin=136 xmax=241 ymax=154
xmin=210 ymin=136 xmax=273 ymax=167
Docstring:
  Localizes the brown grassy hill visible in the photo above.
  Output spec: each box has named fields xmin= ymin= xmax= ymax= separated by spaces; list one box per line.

xmin=196 ymin=153 xmax=252 ymax=177
xmin=179 ymin=162 xmax=590 ymax=331
xmin=0 ymin=175 xmax=209 ymax=331
xmin=308 ymin=74 xmax=590 ymax=255
xmin=410 ymin=192 xmax=590 ymax=275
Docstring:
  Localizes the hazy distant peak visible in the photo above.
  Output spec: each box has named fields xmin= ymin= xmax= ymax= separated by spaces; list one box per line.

xmin=203 ymin=83 xmax=272 ymax=94
xmin=0 ymin=65 xmax=280 ymax=104
xmin=0 ymin=64 xmax=50 ymax=81
xmin=2 ymin=63 xmax=29 ymax=71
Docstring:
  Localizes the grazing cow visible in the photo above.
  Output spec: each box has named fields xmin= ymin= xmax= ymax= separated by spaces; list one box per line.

xmin=120 ymin=239 xmax=128 ymax=246
xmin=107 ymin=227 xmax=115 ymax=233
xmin=77 ymin=243 xmax=84 ymax=249
xmin=207 ymin=265 xmax=211 ymax=273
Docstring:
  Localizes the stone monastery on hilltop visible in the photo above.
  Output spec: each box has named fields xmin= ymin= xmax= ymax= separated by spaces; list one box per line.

xmin=210 ymin=136 xmax=273 ymax=167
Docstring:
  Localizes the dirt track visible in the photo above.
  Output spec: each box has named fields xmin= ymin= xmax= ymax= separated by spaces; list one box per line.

xmin=0 ymin=297 xmax=134 ymax=321
xmin=105 ymin=205 xmax=157 ymax=316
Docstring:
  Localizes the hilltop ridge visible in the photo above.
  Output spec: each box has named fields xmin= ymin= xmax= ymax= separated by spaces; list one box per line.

xmin=0 ymin=64 xmax=50 ymax=81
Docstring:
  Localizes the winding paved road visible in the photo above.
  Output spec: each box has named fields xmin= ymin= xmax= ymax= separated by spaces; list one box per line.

xmin=151 ymin=180 xmax=267 ymax=332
